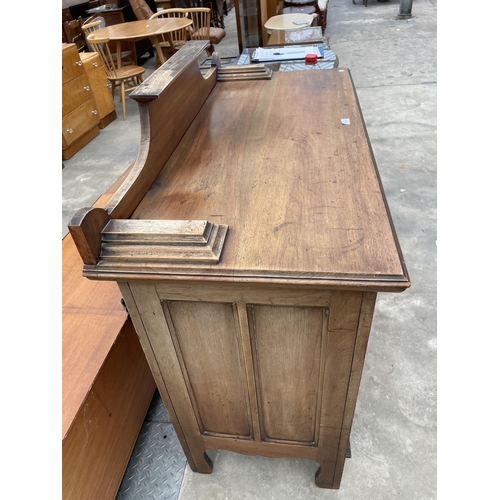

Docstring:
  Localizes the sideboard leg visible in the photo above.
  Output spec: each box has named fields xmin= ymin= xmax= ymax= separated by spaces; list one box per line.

xmin=314 ymin=464 xmax=338 ymax=489
xmin=188 ymin=451 xmax=213 ymax=474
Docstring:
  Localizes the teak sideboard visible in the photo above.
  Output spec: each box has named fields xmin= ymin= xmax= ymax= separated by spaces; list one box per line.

xmin=69 ymin=41 xmax=410 ymax=490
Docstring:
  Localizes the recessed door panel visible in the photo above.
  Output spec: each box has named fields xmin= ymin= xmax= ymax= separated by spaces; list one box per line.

xmin=163 ymin=300 xmax=252 ymax=437
xmin=249 ymin=305 xmax=326 ymax=444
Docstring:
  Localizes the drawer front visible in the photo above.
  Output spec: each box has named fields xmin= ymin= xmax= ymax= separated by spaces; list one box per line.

xmin=82 ymin=57 xmax=116 ymax=118
xmin=62 ymin=100 xmax=100 ymax=146
xmin=62 ymin=45 xmax=85 ymax=84
xmin=62 ymin=75 xmax=93 ymax=116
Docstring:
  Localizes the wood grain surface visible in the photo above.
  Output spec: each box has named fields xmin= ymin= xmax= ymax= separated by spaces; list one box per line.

xmin=62 ymin=320 xmax=155 ymax=499
xmin=88 ymin=18 xmax=193 ymax=41
xmin=62 ymin=234 xmax=128 ymax=439
xmin=125 ymin=69 xmax=408 ymax=289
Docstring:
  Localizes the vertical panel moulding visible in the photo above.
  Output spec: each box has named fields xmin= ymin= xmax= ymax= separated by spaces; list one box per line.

xmin=162 ymin=301 xmax=205 ymax=434
xmin=247 ymin=304 xmax=266 ymax=441
xmin=315 ymin=290 xmax=363 ymax=489
xmin=118 ymin=282 xmax=194 ymax=464
xmin=162 ymin=300 xmax=252 ymax=438
xmin=248 ymin=304 xmax=324 ymax=444
xmin=313 ymin=308 xmax=329 ymax=446
xmin=120 ymin=282 xmax=210 ymax=473
xmin=234 ymin=303 xmax=262 ymax=442
xmin=332 ymin=291 xmax=377 ymax=489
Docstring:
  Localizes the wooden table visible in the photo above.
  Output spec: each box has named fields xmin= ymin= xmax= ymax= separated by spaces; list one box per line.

xmin=89 ymin=18 xmax=193 ymax=66
xmin=69 ymin=41 xmax=410 ymax=490
xmin=264 ymin=13 xmax=315 ymax=31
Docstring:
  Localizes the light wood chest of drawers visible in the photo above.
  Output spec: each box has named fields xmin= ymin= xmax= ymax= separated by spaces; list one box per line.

xmin=80 ymin=52 xmax=117 ymax=129
xmin=62 ymin=43 xmax=100 ymax=160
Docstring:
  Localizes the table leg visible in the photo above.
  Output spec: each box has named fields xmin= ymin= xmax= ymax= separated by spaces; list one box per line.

xmin=151 ymin=36 xmax=166 ymax=66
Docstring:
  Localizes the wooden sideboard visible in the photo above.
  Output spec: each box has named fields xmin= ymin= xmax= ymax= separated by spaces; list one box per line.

xmin=69 ymin=41 xmax=410 ymax=490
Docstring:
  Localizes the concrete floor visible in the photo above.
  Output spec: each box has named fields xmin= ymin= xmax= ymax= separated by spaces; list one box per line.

xmin=62 ymin=0 xmax=437 ymax=498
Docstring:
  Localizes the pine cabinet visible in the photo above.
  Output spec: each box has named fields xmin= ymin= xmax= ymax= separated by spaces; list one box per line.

xmin=62 ymin=43 xmax=100 ymax=160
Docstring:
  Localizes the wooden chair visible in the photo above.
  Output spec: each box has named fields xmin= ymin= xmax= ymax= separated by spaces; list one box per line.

xmin=86 ymin=33 xmax=146 ymax=121
xmin=149 ymin=8 xmax=190 ymax=68
xmin=184 ymin=7 xmax=226 ymax=56
xmin=82 ymin=17 xmax=136 ymax=65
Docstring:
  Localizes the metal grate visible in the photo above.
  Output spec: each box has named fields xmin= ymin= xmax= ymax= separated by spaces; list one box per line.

xmin=116 ymin=391 xmax=187 ymax=500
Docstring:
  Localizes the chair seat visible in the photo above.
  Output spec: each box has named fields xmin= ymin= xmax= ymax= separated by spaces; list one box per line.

xmin=113 ymin=65 xmax=146 ymax=80
xmin=192 ymin=27 xmax=226 ymax=44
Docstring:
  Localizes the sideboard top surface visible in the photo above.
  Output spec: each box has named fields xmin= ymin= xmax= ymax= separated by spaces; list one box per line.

xmin=127 ymin=69 xmax=408 ymax=288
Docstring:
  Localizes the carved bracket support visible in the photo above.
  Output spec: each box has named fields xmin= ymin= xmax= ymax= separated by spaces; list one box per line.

xmin=68 ymin=207 xmax=110 ymax=265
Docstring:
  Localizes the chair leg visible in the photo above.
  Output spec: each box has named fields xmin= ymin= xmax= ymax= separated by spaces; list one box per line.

xmin=120 ymin=81 xmax=126 ymax=120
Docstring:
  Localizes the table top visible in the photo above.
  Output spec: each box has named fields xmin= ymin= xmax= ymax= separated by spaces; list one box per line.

xmin=130 ymin=69 xmax=408 ymax=287
xmin=89 ymin=18 xmax=193 ymax=41
xmin=264 ymin=13 xmax=314 ymax=31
